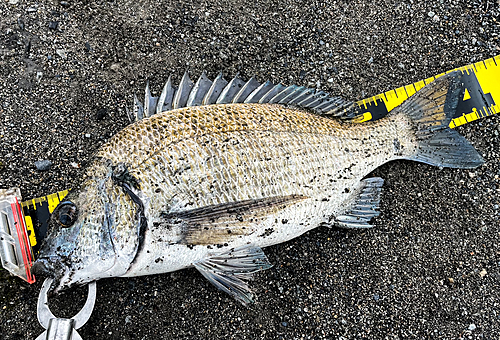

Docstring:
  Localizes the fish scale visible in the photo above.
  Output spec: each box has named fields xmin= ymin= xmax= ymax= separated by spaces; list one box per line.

xmin=31 ymin=72 xmax=485 ymax=304
xmin=101 ymin=104 xmax=387 ymax=169
xmin=100 ymin=103 xmax=414 ymax=278
xmin=9 ymin=58 xmax=495 ymax=280
xmin=101 ymin=105 xmax=398 ymax=260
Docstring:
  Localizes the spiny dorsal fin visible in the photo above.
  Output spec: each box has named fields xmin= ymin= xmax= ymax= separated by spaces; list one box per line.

xmin=156 ymin=76 xmax=175 ymax=114
xmin=186 ymin=71 xmax=212 ymax=107
xmin=244 ymin=80 xmax=275 ymax=103
xmin=216 ymin=74 xmax=246 ymax=104
xmin=133 ymin=94 xmax=144 ymax=121
xmin=172 ymin=71 xmax=194 ymax=109
xmin=233 ymin=77 xmax=260 ymax=103
xmin=131 ymin=72 xmax=354 ymax=123
xmin=259 ymin=83 xmax=285 ymax=103
xmin=203 ymin=72 xmax=228 ymax=105
xmin=144 ymin=81 xmax=157 ymax=118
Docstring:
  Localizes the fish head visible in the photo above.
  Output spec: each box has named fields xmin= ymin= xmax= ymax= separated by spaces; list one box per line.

xmin=32 ymin=161 xmax=140 ymax=293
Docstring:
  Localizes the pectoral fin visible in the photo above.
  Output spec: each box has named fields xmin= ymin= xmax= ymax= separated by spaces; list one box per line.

xmin=193 ymin=245 xmax=272 ymax=305
xmin=335 ymin=177 xmax=384 ymax=228
xmin=161 ymin=195 xmax=308 ymax=245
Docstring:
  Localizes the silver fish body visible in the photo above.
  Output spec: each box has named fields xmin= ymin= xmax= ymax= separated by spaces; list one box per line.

xmin=112 ymin=103 xmax=412 ymax=277
xmin=33 ymin=72 xmax=483 ymax=303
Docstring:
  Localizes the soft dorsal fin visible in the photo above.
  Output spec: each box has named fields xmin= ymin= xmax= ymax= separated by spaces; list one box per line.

xmin=193 ymin=245 xmax=272 ymax=305
xmin=130 ymin=72 xmax=355 ymax=123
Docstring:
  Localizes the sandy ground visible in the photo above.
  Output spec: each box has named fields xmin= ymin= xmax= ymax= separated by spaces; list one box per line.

xmin=1 ymin=0 xmax=500 ymax=339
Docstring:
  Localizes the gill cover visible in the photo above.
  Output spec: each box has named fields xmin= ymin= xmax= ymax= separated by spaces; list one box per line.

xmin=33 ymin=160 xmax=141 ymax=292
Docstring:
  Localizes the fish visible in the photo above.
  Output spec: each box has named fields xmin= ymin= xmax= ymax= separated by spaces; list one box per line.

xmin=32 ymin=71 xmax=483 ymax=304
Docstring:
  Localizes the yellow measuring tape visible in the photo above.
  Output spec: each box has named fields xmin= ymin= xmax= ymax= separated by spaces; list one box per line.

xmin=21 ymin=190 xmax=69 ymax=248
xmin=353 ymin=55 xmax=499 ymax=128
xmin=21 ymin=56 xmax=499 ymax=249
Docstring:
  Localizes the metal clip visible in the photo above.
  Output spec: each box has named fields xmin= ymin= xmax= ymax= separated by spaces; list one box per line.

xmin=0 ymin=187 xmax=35 ymax=283
xmin=36 ymin=278 xmax=97 ymax=340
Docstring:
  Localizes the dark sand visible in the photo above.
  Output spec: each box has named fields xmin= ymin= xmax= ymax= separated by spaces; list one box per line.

xmin=1 ymin=0 xmax=499 ymax=339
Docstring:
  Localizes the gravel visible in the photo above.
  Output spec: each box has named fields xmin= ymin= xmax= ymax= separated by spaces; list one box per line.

xmin=1 ymin=0 xmax=500 ymax=339
xmin=34 ymin=159 xmax=52 ymax=171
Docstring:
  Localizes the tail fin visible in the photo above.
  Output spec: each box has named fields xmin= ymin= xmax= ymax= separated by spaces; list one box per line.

xmin=395 ymin=71 xmax=484 ymax=169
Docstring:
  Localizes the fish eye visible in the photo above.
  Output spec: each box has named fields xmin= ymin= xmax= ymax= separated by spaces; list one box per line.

xmin=54 ymin=201 xmax=78 ymax=228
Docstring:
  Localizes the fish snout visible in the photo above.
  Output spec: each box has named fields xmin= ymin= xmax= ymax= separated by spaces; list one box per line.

xmin=32 ymin=258 xmax=55 ymax=277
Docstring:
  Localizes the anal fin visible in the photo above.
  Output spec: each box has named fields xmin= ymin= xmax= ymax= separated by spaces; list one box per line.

xmin=194 ymin=245 xmax=272 ymax=305
xmin=335 ymin=177 xmax=384 ymax=229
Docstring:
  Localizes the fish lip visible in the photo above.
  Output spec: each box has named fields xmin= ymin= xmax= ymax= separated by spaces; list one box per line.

xmin=33 ymin=257 xmax=70 ymax=295
xmin=32 ymin=258 xmax=55 ymax=277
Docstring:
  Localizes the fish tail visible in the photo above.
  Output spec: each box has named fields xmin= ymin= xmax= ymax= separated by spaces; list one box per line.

xmin=396 ymin=71 xmax=484 ymax=169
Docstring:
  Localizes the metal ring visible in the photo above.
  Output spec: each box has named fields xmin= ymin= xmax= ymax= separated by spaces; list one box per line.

xmin=37 ymin=278 xmax=97 ymax=330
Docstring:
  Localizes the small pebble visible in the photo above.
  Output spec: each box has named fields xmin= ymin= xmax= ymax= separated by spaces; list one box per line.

xmin=428 ymin=11 xmax=435 ymax=17
xmin=24 ymin=40 xmax=31 ymax=55
xmin=35 ymin=160 xmax=52 ymax=171
xmin=468 ymin=324 xmax=476 ymax=331
xmin=85 ymin=133 xmax=91 ymax=138
xmin=48 ymin=21 xmax=59 ymax=30
xmin=96 ymin=108 xmax=107 ymax=121
xmin=479 ymin=269 xmax=487 ymax=277
xmin=17 ymin=18 xmax=25 ymax=30
xmin=56 ymin=49 xmax=67 ymax=58
xmin=281 ymin=322 xmax=288 ymax=327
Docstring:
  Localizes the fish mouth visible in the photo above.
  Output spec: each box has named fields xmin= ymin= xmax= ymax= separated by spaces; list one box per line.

xmin=31 ymin=259 xmax=54 ymax=277
xmin=32 ymin=257 xmax=69 ymax=294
